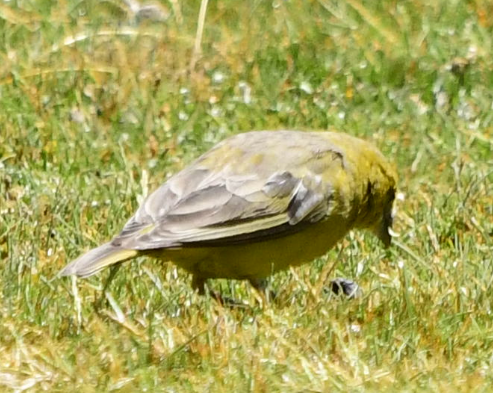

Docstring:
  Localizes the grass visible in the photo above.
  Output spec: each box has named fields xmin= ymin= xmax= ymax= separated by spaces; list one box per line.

xmin=1 ymin=0 xmax=493 ymax=391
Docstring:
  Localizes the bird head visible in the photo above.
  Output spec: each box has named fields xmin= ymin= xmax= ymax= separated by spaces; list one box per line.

xmin=370 ymin=186 xmax=396 ymax=248
xmin=354 ymin=149 xmax=397 ymax=248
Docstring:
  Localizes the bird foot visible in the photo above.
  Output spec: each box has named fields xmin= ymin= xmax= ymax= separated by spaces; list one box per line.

xmin=209 ymin=291 xmax=249 ymax=308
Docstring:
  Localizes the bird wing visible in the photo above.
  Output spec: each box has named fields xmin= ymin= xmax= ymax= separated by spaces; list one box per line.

xmin=111 ymin=131 xmax=348 ymax=250
xmin=113 ymin=169 xmax=334 ymax=249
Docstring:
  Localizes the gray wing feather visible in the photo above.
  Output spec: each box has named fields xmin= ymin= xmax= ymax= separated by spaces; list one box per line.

xmin=111 ymin=131 xmax=346 ymax=250
xmin=114 ymin=168 xmax=331 ymax=250
xmin=288 ymin=175 xmax=329 ymax=225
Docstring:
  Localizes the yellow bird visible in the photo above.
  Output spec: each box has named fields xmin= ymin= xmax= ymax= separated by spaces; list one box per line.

xmin=60 ymin=130 xmax=397 ymax=296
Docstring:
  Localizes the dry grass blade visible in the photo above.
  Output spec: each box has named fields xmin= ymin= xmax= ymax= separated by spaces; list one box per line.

xmin=0 ymin=4 xmax=41 ymax=26
xmin=0 ymin=66 xmax=117 ymax=85
xmin=337 ymin=0 xmax=399 ymax=45
xmin=190 ymin=0 xmax=209 ymax=71
xmin=49 ymin=27 xmax=163 ymax=54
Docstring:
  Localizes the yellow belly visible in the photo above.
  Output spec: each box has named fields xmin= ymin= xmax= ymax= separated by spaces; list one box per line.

xmin=153 ymin=216 xmax=351 ymax=281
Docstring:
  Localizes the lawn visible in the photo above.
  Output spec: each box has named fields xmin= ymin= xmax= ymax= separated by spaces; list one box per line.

xmin=1 ymin=0 xmax=493 ymax=391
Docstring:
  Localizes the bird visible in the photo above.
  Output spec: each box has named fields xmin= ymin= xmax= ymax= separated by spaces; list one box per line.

xmin=59 ymin=130 xmax=397 ymax=298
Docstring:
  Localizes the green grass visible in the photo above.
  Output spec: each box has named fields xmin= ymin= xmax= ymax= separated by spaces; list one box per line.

xmin=1 ymin=0 xmax=493 ymax=391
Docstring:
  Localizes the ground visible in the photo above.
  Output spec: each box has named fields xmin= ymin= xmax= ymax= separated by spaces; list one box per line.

xmin=1 ymin=0 xmax=493 ymax=391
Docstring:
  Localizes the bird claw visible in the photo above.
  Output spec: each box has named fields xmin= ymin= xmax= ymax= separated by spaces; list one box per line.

xmin=209 ymin=291 xmax=249 ymax=308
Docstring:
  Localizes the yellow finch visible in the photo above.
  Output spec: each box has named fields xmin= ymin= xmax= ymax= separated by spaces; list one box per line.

xmin=60 ymin=130 xmax=397 ymax=295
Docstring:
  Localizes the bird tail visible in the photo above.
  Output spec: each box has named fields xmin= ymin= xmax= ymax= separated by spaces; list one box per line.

xmin=59 ymin=242 xmax=138 ymax=278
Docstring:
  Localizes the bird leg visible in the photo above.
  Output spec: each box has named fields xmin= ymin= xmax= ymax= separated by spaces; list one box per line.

xmin=191 ymin=275 xmax=250 ymax=307
xmin=94 ymin=263 xmax=122 ymax=310
xmin=249 ymin=278 xmax=276 ymax=303
xmin=191 ymin=275 xmax=229 ymax=304
xmin=191 ymin=275 xmax=206 ymax=296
